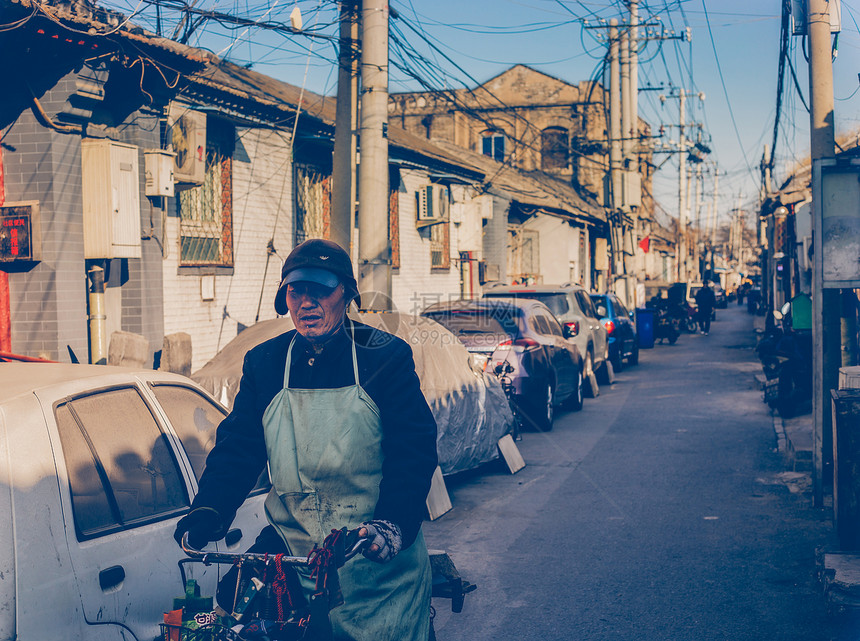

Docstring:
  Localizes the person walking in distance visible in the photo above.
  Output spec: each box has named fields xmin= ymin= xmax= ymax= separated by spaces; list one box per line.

xmin=695 ymin=279 xmax=717 ymax=336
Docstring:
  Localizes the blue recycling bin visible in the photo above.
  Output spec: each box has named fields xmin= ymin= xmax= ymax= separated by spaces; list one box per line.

xmin=636 ymin=308 xmax=655 ymax=349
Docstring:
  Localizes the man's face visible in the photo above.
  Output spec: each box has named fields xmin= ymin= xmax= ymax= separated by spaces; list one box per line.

xmin=285 ymin=280 xmax=348 ymax=343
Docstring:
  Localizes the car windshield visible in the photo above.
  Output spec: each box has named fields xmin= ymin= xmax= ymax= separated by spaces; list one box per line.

xmin=485 ymin=292 xmax=570 ymax=316
xmin=425 ymin=308 xmax=519 ymax=337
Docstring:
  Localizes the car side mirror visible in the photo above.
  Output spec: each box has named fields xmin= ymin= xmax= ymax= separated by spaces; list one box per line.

xmin=596 ymin=305 xmax=607 ymax=317
xmin=563 ymin=321 xmax=579 ymax=338
xmin=629 ymin=310 xmax=635 ymax=319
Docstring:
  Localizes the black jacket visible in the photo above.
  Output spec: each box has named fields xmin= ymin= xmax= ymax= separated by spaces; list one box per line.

xmin=191 ymin=321 xmax=438 ymax=547
xmin=695 ymin=286 xmax=716 ymax=312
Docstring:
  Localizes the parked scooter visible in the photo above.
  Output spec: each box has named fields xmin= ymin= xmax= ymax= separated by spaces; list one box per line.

xmin=757 ymin=301 xmax=812 ymax=418
xmin=646 ymin=295 xmax=681 ymax=344
xmin=681 ymin=301 xmax=699 ymax=333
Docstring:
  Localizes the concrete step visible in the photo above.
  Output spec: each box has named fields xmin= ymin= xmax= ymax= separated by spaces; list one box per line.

xmin=821 ymin=552 xmax=860 ymax=612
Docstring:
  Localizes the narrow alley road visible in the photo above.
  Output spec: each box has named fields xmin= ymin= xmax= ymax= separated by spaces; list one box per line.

xmin=424 ymin=305 xmax=849 ymax=640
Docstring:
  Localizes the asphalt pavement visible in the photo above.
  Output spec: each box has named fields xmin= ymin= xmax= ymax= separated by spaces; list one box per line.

xmin=424 ymin=304 xmax=859 ymax=640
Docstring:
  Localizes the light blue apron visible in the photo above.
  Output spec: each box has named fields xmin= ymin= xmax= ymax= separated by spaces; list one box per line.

xmin=262 ymin=325 xmax=431 ymax=641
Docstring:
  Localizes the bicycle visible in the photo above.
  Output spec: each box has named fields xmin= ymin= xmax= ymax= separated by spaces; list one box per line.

xmin=164 ymin=529 xmax=476 ymax=641
xmin=162 ymin=528 xmax=367 ymax=641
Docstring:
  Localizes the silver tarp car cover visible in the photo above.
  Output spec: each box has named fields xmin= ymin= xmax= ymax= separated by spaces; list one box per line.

xmin=191 ymin=312 xmax=514 ymax=475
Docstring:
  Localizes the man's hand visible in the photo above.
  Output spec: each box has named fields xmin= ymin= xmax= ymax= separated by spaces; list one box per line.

xmin=358 ymin=520 xmax=403 ymax=563
xmin=173 ymin=507 xmax=225 ymax=549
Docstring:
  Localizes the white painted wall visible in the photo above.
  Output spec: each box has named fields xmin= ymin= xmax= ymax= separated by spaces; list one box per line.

xmin=522 ymin=214 xmax=578 ymax=285
xmin=392 ymin=170 xmax=465 ymax=315
xmin=163 ymin=127 xmax=293 ymax=371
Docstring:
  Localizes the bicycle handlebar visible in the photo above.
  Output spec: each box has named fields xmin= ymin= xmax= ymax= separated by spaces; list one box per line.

xmin=180 ymin=529 xmax=370 ymax=566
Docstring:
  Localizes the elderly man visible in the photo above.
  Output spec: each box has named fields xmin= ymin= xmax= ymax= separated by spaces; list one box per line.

xmin=174 ymin=238 xmax=438 ymax=641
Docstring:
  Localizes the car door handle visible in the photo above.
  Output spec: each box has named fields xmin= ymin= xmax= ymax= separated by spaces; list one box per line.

xmin=99 ymin=565 xmax=125 ymax=591
xmin=225 ymin=528 xmax=243 ymax=547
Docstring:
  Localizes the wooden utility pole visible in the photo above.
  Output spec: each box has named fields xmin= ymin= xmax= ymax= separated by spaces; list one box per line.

xmin=357 ymin=0 xmax=391 ymax=308
xmin=808 ymin=0 xmax=838 ymax=506
xmin=693 ymin=163 xmax=702 ymax=280
xmin=331 ymin=0 xmax=359 ymax=253
xmin=608 ymin=19 xmax=623 ymax=288
xmin=677 ymin=88 xmax=687 ymax=282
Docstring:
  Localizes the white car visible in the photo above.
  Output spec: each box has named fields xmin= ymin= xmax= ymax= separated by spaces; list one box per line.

xmin=0 ymin=363 xmax=268 ymax=641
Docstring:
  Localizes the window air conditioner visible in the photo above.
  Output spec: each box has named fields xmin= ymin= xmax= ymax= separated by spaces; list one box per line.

xmin=169 ymin=104 xmax=206 ymax=187
xmin=416 ymin=185 xmax=449 ymax=228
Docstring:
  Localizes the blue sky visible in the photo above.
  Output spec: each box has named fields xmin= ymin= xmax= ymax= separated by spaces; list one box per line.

xmin=111 ymin=0 xmax=860 ymax=228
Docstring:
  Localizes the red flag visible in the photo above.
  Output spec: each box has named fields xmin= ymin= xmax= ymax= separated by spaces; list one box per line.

xmin=638 ymin=235 xmax=650 ymax=253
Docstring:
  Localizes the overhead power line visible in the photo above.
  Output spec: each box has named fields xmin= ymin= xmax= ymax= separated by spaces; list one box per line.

xmin=700 ymin=0 xmax=755 ymax=184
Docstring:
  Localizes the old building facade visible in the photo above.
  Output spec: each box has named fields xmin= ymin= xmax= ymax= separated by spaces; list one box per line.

xmin=388 ymin=64 xmax=654 ymax=214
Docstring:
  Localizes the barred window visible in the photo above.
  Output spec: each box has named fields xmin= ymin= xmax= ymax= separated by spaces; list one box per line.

xmin=430 ymin=219 xmax=450 ymax=269
xmin=295 ymin=164 xmax=331 ymax=244
xmin=178 ymin=120 xmax=235 ymax=266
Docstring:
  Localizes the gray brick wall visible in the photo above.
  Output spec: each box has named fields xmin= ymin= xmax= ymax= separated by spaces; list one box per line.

xmin=4 ymin=74 xmax=88 ymax=361
xmin=3 ymin=71 xmax=164 ymax=363
xmin=117 ymin=113 xmax=165 ymax=360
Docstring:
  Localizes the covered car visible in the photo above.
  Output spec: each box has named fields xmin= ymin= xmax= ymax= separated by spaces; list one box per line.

xmin=192 ymin=312 xmax=514 ymax=476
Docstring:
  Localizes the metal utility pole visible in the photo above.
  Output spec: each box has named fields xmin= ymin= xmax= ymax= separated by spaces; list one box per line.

xmin=678 ymin=88 xmax=687 ymax=282
xmin=331 ymin=0 xmax=359 ymax=253
xmin=357 ymin=0 xmax=391 ymax=308
xmin=807 ymin=0 xmax=838 ymax=506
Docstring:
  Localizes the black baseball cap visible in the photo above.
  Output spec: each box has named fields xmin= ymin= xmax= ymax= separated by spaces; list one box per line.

xmin=274 ymin=239 xmax=359 ymax=315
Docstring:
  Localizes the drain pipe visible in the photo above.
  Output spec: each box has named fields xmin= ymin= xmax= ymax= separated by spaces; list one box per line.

xmin=87 ymin=265 xmax=107 ymax=364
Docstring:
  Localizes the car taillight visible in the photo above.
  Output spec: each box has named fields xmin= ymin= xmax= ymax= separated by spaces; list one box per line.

xmin=564 ymin=321 xmax=579 ymax=337
xmin=603 ymin=320 xmax=616 ymax=335
xmin=497 ymin=337 xmax=539 ymax=350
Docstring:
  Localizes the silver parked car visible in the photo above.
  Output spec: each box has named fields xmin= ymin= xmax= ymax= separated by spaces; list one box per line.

xmin=483 ymin=284 xmax=609 ymax=385
xmin=0 ymin=363 xmax=268 ymax=641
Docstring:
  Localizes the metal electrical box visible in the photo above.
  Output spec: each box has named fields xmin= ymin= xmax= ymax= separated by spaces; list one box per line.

xmin=81 ymin=139 xmax=142 ymax=259
xmin=144 ymin=149 xmax=176 ymax=197
xmin=814 ymin=159 xmax=860 ymax=288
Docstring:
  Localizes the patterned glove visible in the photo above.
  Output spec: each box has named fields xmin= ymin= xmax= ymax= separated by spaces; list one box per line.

xmin=359 ymin=520 xmax=403 ymax=563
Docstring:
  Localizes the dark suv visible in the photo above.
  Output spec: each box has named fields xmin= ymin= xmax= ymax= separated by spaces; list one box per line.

xmin=422 ymin=298 xmax=584 ymax=431
xmin=590 ymin=293 xmax=639 ymax=370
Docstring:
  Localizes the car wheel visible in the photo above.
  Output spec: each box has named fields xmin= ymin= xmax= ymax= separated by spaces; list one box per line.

xmin=535 ymin=381 xmax=554 ymax=431
xmin=562 ymin=368 xmax=584 ymax=411
xmin=610 ymin=348 xmax=624 ymax=373
xmin=583 ymin=351 xmax=597 ymax=398
xmin=627 ymin=344 xmax=639 ymax=365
